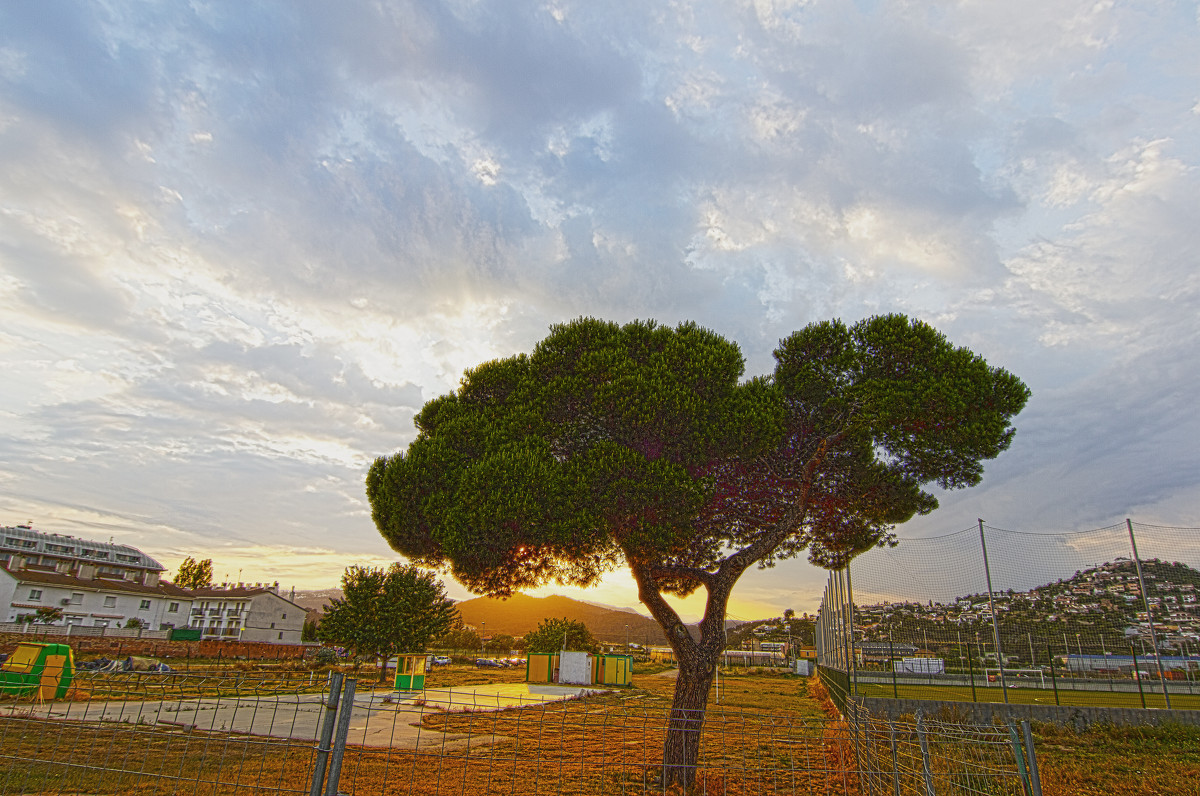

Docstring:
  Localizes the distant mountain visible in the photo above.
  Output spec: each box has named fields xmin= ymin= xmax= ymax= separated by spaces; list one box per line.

xmin=290 ymin=588 xmax=343 ymax=612
xmin=291 ymin=588 xmax=747 ymax=645
xmin=456 ymin=593 xmax=671 ymax=644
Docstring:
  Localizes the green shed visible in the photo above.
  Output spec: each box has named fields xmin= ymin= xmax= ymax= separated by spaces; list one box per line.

xmin=393 ymin=654 xmax=429 ymax=690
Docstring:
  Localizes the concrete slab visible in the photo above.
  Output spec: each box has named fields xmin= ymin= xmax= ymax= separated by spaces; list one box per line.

xmin=407 ymin=683 xmax=609 ymax=712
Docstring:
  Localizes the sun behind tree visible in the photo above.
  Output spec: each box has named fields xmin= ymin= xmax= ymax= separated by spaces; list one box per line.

xmin=367 ymin=314 xmax=1028 ymax=788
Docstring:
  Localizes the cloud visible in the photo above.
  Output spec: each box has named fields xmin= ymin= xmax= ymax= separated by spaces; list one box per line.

xmin=0 ymin=0 xmax=1197 ymax=616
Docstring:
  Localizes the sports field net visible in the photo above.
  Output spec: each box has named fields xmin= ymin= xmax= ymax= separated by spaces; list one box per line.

xmin=816 ymin=520 xmax=1200 ymax=708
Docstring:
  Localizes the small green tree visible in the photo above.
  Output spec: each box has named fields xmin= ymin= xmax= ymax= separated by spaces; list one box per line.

xmin=524 ymin=618 xmax=599 ymax=654
xmin=318 ymin=563 xmax=458 ymax=682
xmin=174 ymin=557 xmax=214 ymax=589
xmin=35 ymin=606 xmax=63 ymax=624
xmin=124 ymin=617 xmax=146 ymax=630
xmin=302 ymin=616 xmax=319 ymax=642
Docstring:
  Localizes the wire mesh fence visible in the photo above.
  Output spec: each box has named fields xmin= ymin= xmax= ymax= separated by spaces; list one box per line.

xmin=1 ymin=665 xmax=1037 ymax=795
xmin=816 ymin=519 xmax=1200 ymax=710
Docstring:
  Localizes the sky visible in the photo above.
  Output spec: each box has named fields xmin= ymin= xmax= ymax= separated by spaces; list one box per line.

xmin=1 ymin=1 xmax=1198 ymax=623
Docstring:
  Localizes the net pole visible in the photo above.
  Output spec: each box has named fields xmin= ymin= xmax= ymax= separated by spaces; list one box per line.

xmin=847 ymin=563 xmax=858 ymax=697
xmin=1126 ymin=519 xmax=1171 ymax=708
xmin=978 ymin=519 xmax=1009 ymax=702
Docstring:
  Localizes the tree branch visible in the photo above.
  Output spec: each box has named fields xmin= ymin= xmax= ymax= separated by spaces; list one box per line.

xmin=628 ymin=558 xmax=698 ymax=661
xmin=714 ymin=435 xmax=837 ymax=585
xmin=647 ymin=562 xmax=716 ymax=590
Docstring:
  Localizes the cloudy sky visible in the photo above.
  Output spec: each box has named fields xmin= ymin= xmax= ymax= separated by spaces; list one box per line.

xmin=2 ymin=1 xmax=1198 ymax=621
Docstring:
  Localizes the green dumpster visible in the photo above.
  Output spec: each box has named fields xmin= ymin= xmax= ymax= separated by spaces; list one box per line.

xmin=0 ymin=642 xmax=75 ymax=699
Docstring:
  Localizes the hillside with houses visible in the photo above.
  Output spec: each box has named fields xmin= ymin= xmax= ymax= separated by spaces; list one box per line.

xmin=854 ymin=558 xmax=1200 ymax=660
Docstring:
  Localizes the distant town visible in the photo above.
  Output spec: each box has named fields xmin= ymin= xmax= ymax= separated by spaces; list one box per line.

xmin=853 ymin=558 xmax=1200 ymax=659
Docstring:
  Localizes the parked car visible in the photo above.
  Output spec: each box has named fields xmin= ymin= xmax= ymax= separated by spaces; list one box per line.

xmin=474 ymin=658 xmax=505 ymax=668
xmin=431 ymin=656 xmax=451 ymax=666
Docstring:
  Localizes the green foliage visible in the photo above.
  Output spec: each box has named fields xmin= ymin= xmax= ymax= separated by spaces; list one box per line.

xmin=431 ymin=625 xmax=481 ymax=651
xmin=123 ymin=616 xmax=145 ymax=629
xmin=174 ymin=557 xmax=214 ymax=590
xmin=368 ymin=315 xmax=1028 ymax=596
xmin=34 ymin=606 xmax=63 ymax=624
xmin=524 ymin=617 xmax=600 ymax=653
xmin=311 ymin=647 xmax=339 ymax=666
xmin=301 ymin=617 xmax=319 ymax=642
xmin=317 ymin=563 xmax=457 ymax=674
xmin=486 ymin=633 xmax=518 ymax=653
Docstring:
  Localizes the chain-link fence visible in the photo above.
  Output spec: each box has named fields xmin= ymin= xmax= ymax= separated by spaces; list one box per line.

xmin=817 ymin=519 xmax=1200 ymax=711
xmin=2 ymin=664 xmax=1039 ymax=795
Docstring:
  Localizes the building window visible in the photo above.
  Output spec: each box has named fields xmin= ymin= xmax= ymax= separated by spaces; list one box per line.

xmin=168 ymin=602 xmax=179 ymax=613
xmin=139 ymin=599 xmax=151 ymax=609
xmin=270 ymin=622 xmax=275 ymax=629
xmin=281 ymin=613 xmax=286 ymax=619
xmin=28 ymin=589 xmax=42 ymax=601
xmin=93 ymin=620 xmax=108 ymax=628
xmin=70 ymin=593 xmax=83 ymax=604
xmin=103 ymin=596 xmax=116 ymax=608
xmin=278 ymin=632 xmax=283 ymax=640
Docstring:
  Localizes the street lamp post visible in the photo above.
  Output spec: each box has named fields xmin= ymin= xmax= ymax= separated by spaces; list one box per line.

xmin=625 ymin=624 xmax=629 ymax=656
xmin=481 ymin=621 xmax=486 ymax=655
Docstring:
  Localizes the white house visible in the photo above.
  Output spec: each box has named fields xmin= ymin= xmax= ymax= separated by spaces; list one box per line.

xmin=186 ymin=583 xmax=305 ymax=644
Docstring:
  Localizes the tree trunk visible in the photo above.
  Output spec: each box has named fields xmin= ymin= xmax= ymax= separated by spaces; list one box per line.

xmin=662 ymin=650 xmax=716 ymax=792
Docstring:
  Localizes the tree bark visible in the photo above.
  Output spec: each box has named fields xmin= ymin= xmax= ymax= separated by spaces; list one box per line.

xmin=663 ymin=649 xmax=716 ymax=792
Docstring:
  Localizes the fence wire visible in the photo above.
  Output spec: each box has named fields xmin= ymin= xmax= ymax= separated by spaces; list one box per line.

xmin=1 ymin=667 xmax=1035 ymax=795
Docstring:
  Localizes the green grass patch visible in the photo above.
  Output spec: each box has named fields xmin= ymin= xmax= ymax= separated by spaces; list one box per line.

xmin=852 ymin=680 xmax=1200 ymax=710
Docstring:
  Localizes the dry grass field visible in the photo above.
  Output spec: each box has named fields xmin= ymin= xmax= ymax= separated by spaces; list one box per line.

xmin=3 ymin=662 xmax=1199 ymax=794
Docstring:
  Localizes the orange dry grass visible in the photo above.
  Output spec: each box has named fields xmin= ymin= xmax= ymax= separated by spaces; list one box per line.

xmin=1033 ymin=722 xmax=1200 ymax=796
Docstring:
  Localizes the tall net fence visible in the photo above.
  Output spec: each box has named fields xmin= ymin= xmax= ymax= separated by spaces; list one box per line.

xmin=817 ymin=520 xmax=1200 ymax=710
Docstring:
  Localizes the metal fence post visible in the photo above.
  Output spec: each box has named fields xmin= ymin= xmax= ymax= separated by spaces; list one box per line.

xmin=324 ymin=677 xmax=358 ymax=796
xmin=309 ymin=671 xmax=344 ymax=796
xmin=889 ymin=634 xmax=898 ymax=699
xmin=1131 ymin=645 xmax=1147 ymax=709
xmin=1127 ymin=519 xmax=1171 ymax=708
xmin=888 ymin=720 xmax=901 ymax=796
xmin=1021 ymin=720 xmax=1043 ymax=796
xmin=847 ymin=563 xmax=858 ymax=697
xmin=1046 ymin=644 xmax=1059 ymax=706
xmin=1007 ymin=720 xmax=1033 ymax=796
xmin=914 ymin=711 xmax=935 ymax=796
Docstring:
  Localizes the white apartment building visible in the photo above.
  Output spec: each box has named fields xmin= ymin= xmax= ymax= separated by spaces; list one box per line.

xmin=1 ymin=524 xmax=303 ymax=643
